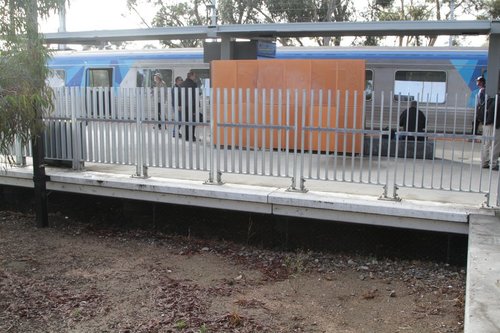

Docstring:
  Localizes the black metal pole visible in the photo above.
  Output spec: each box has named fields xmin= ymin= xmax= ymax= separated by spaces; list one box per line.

xmin=32 ymin=132 xmax=48 ymax=228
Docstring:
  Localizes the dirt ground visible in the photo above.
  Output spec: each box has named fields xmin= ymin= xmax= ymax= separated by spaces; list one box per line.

xmin=0 ymin=210 xmax=465 ymax=333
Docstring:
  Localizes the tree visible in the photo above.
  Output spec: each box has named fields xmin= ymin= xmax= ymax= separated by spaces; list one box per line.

xmin=470 ymin=0 xmax=500 ymax=19
xmin=0 ymin=0 xmax=67 ymax=226
xmin=363 ymin=0 xmax=493 ymax=46
xmin=127 ymin=0 xmax=212 ymax=47
xmin=126 ymin=0 xmax=356 ymax=47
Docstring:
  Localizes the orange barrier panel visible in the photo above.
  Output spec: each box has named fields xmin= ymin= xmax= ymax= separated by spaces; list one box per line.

xmin=211 ymin=59 xmax=365 ymax=153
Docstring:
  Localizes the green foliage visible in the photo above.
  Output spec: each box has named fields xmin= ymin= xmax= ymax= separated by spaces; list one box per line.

xmin=198 ymin=323 xmax=208 ymax=333
xmin=175 ymin=319 xmax=188 ymax=329
xmin=0 ymin=0 xmax=62 ymax=157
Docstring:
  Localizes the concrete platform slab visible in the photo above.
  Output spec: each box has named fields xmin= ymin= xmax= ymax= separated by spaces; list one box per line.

xmin=465 ymin=214 xmax=500 ymax=333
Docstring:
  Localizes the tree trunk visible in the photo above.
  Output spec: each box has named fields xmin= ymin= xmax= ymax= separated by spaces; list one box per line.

xmin=25 ymin=0 xmax=49 ymax=228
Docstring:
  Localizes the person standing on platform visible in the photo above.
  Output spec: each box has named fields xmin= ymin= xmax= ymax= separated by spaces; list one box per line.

xmin=171 ymin=76 xmax=183 ymax=138
xmin=180 ymin=71 xmax=198 ymax=141
xmin=476 ymin=76 xmax=500 ymax=170
xmin=153 ymin=72 xmax=166 ymax=129
xmin=474 ymin=76 xmax=486 ymax=136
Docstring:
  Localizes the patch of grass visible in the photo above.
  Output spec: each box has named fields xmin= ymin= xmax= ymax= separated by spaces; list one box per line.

xmin=175 ymin=319 xmax=187 ymax=330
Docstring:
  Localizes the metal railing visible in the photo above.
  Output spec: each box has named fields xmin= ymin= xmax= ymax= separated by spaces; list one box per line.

xmin=9 ymin=87 xmax=499 ymax=207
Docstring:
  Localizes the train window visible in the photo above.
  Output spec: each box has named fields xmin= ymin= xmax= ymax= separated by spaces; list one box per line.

xmin=47 ymin=69 xmax=66 ymax=88
xmin=365 ymin=70 xmax=373 ymax=101
xmin=150 ymin=69 xmax=172 ymax=88
xmin=87 ymin=68 xmax=113 ymax=87
xmin=394 ymin=70 xmax=446 ymax=103
xmin=136 ymin=69 xmax=172 ymax=88
xmin=189 ymin=69 xmax=210 ymax=90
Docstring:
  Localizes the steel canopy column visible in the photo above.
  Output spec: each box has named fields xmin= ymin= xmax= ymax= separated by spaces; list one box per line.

xmin=221 ymin=36 xmax=231 ymax=60
xmin=486 ymin=23 xmax=500 ymax=96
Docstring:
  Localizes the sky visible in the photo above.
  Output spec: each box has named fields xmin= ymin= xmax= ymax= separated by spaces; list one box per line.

xmin=41 ymin=0 xmax=154 ymax=33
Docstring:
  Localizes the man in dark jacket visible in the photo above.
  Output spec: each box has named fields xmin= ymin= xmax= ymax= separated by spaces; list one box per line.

xmin=180 ymin=71 xmax=198 ymax=141
xmin=480 ymin=95 xmax=500 ymax=170
xmin=399 ymin=100 xmax=426 ymax=141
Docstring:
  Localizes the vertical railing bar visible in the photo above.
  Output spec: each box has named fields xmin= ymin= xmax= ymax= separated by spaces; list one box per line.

xmin=216 ymin=88 xmax=222 ymax=181
xmin=107 ymin=87 xmax=114 ymax=163
xmin=166 ymin=87 xmax=173 ymax=168
xmin=269 ymin=89 xmax=275 ymax=176
xmin=230 ymin=88 xmax=236 ymax=173
xmin=87 ymin=87 xmax=94 ymax=161
xmin=116 ymin=88 xmax=123 ymax=164
xmin=333 ymin=90 xmax=340 ymax=181
xmin=285 ymin=89 xmax=291 ymax=178
xmin=159 ymin=88 xmax=166 ymax=167
xmin=223 ymin=88 xmax=228 ymax=172
xmin=245 ymin=88 xmax=251 ymax=174
xmin=469 ymin=91 xmax=478 ymax=191
xmin=120 ymin=89 xmax=126 ymax=164
xmin=238 ymin=88 xmax=243 ymax=174
xmin=439 ymin=93 xmax=448 ymax=190
xmin=261 ymin=89 xmax=267 ymax=176
xmin=342 ymin=90 xmax=349 ymax=182
xmin=308 ymin=90 xmax=314 ymax=179
xmin=277 ymin=89 xmax=283 ymax=177
xmin=317 ymin=90 xmax=323 ymax=180
xmin=389 ymin=91 xmax=398 ymax=197
xmin=253 ymin=89 xmax=259 ymax=175
xmin=401 ymin=97 xmax=409 ymax=187
xmin=420 ymin=97 xmax=430 ymax=188
xmin=377 ymin=92 xmax=385 ymax=185
xmin=145 ymin=87 xmax=152 ymax=166
xmin=359 ymin=91 xmax=366 ymax=184
xmin=351 ymin=91 xmax=358 ymax=182
xmin=291 ymin=89 xmax=299 ymax=188
xmin=411 ymin=97 xmax=419 ymax=188
xmin=450 ymin=94 xmax=459 ymax=190
xmin=195 ymin=87 xmax=201 ymax=170
xmin=324 ymin=90 xmax=332 ymax=180
xmin=457 ymin=93 xmax=467 ymax=191
xmin=430 ymin=96 xmax=439 ymax=189
xmin=299 ymin=89 xmax=306 ymax=188
xmin=180 ymin=87 xmax=186 ymax=169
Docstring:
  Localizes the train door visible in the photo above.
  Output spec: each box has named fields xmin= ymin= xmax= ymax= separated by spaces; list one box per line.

xmin=86 ymin=67 xmax=113 ymax=116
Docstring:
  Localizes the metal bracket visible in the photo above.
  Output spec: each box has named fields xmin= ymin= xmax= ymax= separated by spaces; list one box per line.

xmin=131 ymin=165 xmax=150 ymax=179
xmin=379 ymin=184 xmax=401 ymax=202
xmin=286 ymin=177 xmax=308 ymax=193
xmin=204 ymin=171 xmax=224 ymax=185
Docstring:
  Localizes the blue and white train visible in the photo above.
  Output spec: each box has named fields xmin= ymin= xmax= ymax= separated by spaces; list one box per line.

xmin=47 ymin=46 xmax=489 ymax=132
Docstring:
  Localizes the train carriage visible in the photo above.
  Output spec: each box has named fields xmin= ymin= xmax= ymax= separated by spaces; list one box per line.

xmin=47 ymin=46 xmax=488 ymax=133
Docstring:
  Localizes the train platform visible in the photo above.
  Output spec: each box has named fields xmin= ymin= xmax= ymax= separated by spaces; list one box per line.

xmin=0 ymin=161 xmax=499 ymax=331
xmin=465 ymin=214 xmax=500 ymax=333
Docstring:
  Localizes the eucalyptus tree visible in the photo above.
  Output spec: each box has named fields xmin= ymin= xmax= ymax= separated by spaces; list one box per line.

xmin=364 ymin=0 xmax=493 ymax=46
xmin=0 ymin=0 xmax=67 ymax=226
xmin=126 ymin=0 xmax=356 ymax=46
xmin=470 ymin=0 xmax=500 ymax=19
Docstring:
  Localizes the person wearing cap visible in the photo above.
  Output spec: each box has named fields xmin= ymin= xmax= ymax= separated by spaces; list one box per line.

xmin=180 ymin=71 xmax=198 ymax=141
xmin=476 ymin=76 xmax=500 ymax=170
xmin=476 ymin=76 xmax=486 ymax=113
xmin=474 ymin=76 xmax=486 ymax=136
